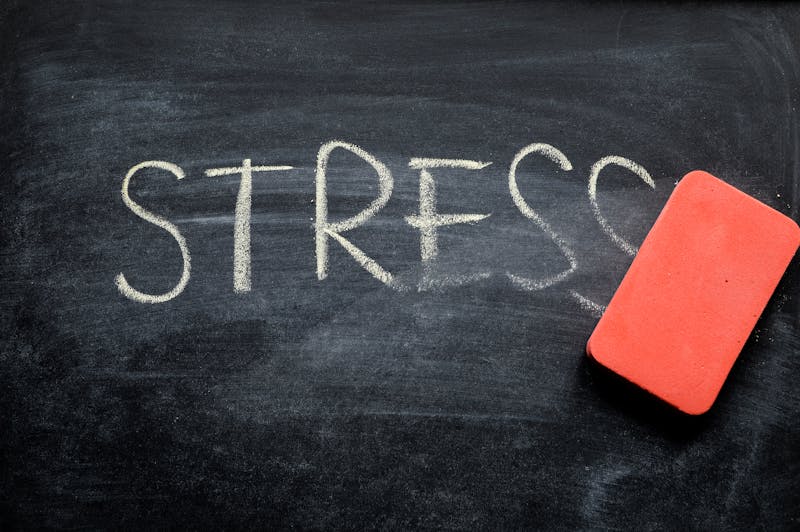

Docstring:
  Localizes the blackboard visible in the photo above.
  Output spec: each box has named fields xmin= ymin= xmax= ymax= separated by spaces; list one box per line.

xmin=2 ymin=1 xmax=799 ymax=528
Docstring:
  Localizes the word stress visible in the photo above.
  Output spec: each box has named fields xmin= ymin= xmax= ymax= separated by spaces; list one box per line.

xmin=117 ymin=140 xmax=656 ymax=314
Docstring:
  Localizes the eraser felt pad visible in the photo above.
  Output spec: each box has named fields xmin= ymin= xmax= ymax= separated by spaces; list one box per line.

xmin=586 ymin=170 xmax=800 ymax=415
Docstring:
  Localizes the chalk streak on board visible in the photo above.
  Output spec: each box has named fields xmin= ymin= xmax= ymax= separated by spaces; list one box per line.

xmin=569 ymin=290 xmax=607 ymax=318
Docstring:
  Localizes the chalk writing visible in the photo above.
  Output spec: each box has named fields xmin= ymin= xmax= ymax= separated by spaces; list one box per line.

xmin=116 ymin=161 xmax=191 ymax=304
xmin=507 ymin=143 xmax=577 ymax=291
xmin=205 ymin=160 xmax=294 ymax=292
xmin=315 ymin=141 xmax=395 ymax=286
xmin=118 ymin=140 xmax=658 ymax=317
xmin=405 ymin=158 xmax=492 ymax=290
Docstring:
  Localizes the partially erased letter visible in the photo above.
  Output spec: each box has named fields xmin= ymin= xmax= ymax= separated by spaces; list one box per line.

xmin=405 ymin=158 xmax=492 ymax=290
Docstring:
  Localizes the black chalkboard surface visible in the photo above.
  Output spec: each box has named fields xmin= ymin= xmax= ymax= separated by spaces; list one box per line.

xmin=2 ymin=1 xmax=799 ymax=529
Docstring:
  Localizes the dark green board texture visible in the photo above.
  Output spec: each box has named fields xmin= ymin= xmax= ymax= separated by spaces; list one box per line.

xmin=2 ymin=1 xmax=799 ymax=529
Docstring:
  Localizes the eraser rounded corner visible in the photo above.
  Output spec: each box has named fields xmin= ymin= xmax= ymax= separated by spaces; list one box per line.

xmin=679 ymin=169 xmax=714 ymax=185
xmin=678 ymin=394 xmax=716 ymax=417
xmin=585 ymin=170 xmax=800 ymax=416
xmin=677 ymin=169 xmax=708 ymax=186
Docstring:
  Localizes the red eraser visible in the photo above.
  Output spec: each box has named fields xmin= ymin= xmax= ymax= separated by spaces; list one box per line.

xmin=587 ymin=170 xmax=800 ymax=415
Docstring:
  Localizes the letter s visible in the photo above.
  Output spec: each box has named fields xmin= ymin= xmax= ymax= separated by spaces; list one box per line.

xmin=115 ymin=161 xmax=191 ymax=303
